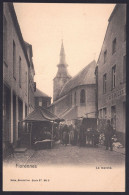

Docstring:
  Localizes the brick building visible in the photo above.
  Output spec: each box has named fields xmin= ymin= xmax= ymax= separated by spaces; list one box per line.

xmin=97 ymin=4 xmax=126 ymax=145
xmin=3 ymin=3 xmax=35 ymax=147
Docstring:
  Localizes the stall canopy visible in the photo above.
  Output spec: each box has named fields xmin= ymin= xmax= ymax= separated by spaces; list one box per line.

xmin=22 ymin=106 xmax=64 ymax=123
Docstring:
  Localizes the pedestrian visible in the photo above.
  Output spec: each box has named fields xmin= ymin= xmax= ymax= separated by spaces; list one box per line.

xmin=63 ymin=129 xmax=69 ymax=146
xmin=70 ymin=129 xmax=74 ymax=145
xmin=92 ymin=129 xmax=100 ymax=147
xmin=60 ymin=124 xmax=64 ymax=144
xmin=65 ymin=130 xmax=69 ymax=146
xmin=105 ymin=120 xmax=114 ymax=151
xmin=74 ymin=129 xmax=78 ymax=146
xmin=62 ymin=130 xmax=66 ymax=145
xmin=79 ymin=125 xmax=85 ymax=146
xmin=86 ymin=128 xmax=93 ymax=146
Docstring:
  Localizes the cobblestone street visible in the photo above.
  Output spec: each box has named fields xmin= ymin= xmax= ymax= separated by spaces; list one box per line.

xmin=4 ymin=143 xmax=125 ymax=167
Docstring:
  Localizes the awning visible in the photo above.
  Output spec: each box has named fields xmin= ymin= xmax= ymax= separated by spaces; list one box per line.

xmin=21 ymin=106 xmax=64 ymax=123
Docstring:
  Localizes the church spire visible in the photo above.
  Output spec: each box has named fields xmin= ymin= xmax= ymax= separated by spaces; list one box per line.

xmin=53 ymin=40 xmax=71 ymax=101
xmin=59 ymin=40 xmax=67 ymax=65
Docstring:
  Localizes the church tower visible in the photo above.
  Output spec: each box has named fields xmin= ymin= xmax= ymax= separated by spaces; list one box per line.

xmin=53 ymin=41 xmax=71 ymax=101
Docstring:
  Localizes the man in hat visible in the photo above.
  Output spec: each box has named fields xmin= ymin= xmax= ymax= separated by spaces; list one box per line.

xmin=105 ymin=120 xmax=114 ymax=151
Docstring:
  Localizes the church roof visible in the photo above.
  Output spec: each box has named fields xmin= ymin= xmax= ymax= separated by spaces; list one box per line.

xmin=34 ymin=88 xmax=51 ymax=98
xmin=58 ymin=106 xmax=78 ymax=120
xmin=59 ymin=60 xmax=96 ymax=97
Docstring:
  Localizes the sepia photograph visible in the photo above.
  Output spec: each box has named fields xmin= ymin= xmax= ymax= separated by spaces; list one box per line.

xmin=3 ymin=2 xmax=126 ymax=192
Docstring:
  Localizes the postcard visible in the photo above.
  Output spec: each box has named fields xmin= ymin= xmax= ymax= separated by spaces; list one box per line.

xmin=3 ymin=2 xmax=126 ymax=192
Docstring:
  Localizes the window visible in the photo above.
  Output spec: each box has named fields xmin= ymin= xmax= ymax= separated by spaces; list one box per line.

xmin=38 ymin=98 xmax=42 ymax=107
xmin=123 ymin=55 xmax=126 ymax=83
xmin=112 ymin=38 xmax=116 ymax=54
xmin=25 ymin=105 xmax=27 ymax=117
xmin=19 ymin=57 xmax=21 ymax=88
xmin=13 ymin=41 xmax=16 ymax=79
xmin=112 ymin=65 xmax=116 ymax=89
xmin=18 ymin=98 xmax=23 ymax=121
xmin=103 ymin=108 xmax=107 ymax=119
xmin=47 ymin=101 xmax=50 ymax=107
xmin=80 ymin=89 xmax=85 ymax=104
xmin=74 ymin=92 xmax=76 ymax=105
xmin=104 ymin=50 xmax=107 ymax=63
xmin=99 ymin=109 xmax=102 ymax=119
xmin=3 ymin=15 xmax=7 ymax=64
xmin=103 ymin=74 xmax=107 ymax=94
xmin=39 ymin=101 xmax=42 ymax=107
xmin=43 ymin=99 xmax=47 ymax=107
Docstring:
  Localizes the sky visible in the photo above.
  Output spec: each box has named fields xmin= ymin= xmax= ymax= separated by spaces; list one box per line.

xmin=14 ymin=3 xmax=115 ymax=102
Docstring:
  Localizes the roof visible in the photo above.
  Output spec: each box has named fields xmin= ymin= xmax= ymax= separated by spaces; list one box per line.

xmin=24 ymin=41 xmax=33 ymax=57
xmin=58 ymin=106 xmax=78 ymax=120
xmin=59 ymin=60 xmax=96 ymax=97
xmin=22 ymin=106 xmax=63 ymax=122
xmin=108 ymin=4 xmax=118 ymax=22
xmin=24 ymin=41 xmax=35 ymax=74
xmin=48 ymin=94 xmax=68 ymax=107
xmin=34 ymin=88 xmax=51 ymax=98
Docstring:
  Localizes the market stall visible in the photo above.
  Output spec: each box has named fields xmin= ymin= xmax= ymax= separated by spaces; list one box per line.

xmin=18 ymin=106 xmax=64 ymax=149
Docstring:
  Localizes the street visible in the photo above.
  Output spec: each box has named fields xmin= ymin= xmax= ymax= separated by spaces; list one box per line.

xmin=4 ymin=143 xmax=125 ymax=167
xmin=28 ymin=144 xmax=125 ymax=166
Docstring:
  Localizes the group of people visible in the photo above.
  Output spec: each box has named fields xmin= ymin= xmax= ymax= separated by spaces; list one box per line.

xmin=61 ymin=125 xmax=78 ymax=146
xmin=60 ymin=124 xmax=100 ymax=147
xmin=60 ymin=119 xmax=115 ymax=151
xmin=32 ymin=119 xmax=115 ymax=150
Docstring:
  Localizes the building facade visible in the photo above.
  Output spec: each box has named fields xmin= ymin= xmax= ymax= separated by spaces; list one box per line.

xmin=3 ymin=3 xmax=35 ymax=146
xmin=97 ymin=4 xmax=126 ymax=145
xmin=34 ymin=88 xmax=51 ymax=108
xmin=24 ymin=41 xmax=35 ymax=113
